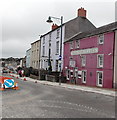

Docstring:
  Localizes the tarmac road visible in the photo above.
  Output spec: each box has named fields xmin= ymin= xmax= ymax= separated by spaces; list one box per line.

xmin=1 ymin=75 xmax=115 ymax=118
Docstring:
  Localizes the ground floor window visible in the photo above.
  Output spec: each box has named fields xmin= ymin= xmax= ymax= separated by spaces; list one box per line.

xmin=70 ymin=70 xmax=73 ymax=77
xmin=41 ymin=60 xmax=43 ymax=68
xmin=97 ymin=71 xmax=103 ymax=87
xmin=56 ymin=60 xmax=58 ymax=71
xmin=66 ymin=69 xmax=70 ymax=80
xmin=74 ymin=68 xmax=78 ymax=84
xmin=82 ymin=70 xmax=87 ymax=83
xmin=74 ymin=68 xmax=78 ymax=78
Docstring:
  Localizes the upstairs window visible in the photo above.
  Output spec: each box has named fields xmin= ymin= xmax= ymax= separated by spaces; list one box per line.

xmin=69 ymin=58 xmax=75 ymax=67
xmin=70 ymin=42 xmax=73 ymax=49
xmin=42 ymin=46 xmax=45 ymax=56
xmin=75 ymin=40 xmax=80 ymax=48
xmin=56 ymin=29 xmax=60 ymax=39
xmin=98 ymin=34 xmax=104 ymax=44
xmin=56 ymin=41 xmax=59 ymax=54
xmin=97 ymin=54 xmax=104 ymax=68
xmin=43 ymin=37 xmax=45 ymax=44
xmin=81 ymin=56 xmax=86 ymax=67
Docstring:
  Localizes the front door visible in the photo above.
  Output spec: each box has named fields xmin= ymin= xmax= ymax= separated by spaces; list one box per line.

xmin=74 ymin=68 xmax=78 ymax=84
xmin=97 ymin=71 xmax=103 ymax=87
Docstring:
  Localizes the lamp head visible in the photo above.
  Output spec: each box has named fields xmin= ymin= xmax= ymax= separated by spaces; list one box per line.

xmin=46 ymin=16 xmax=53 ymax=23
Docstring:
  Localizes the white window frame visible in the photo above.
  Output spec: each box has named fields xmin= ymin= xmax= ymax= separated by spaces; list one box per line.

xmin=81 ymin=55 xmax=86 ymax=67
xmin=97 ymin=71 xmax=103 ymax=87
xmin=42 ymin=46 xmax=45 ymax=56
xmin=56 ymin=29 xmax=60 ymax=39
xmin=97 ymin=54 xmax=104 ymax=68
xmin=82 ymin=70 xmax=87 ymax=83
xmin=56 ymin=41 xmax=59 ymax=54
xmin=74 ymin=68 xmax=78 ymax=78
xmin=70 ymin=69 xmax=73 ymax=77
xmin=70 ymin=42 xmax=73 ymax=49
xmin=55 ymin=60 xmax=58 ymax=71
xmin=69 ymin=60 xmax=75 ymax=67
xmin=98 ymin=34 xmax=104 ymax=45
xmin=66 ymin=69 xmax=70 ymax=80
xmin=43 ymin=37 xmax=45 ymax=44
xmin=75 ymin=40 xmax=80 ymax=48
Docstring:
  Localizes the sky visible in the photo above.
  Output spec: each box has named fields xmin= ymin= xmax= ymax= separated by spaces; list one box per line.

xmin=1 ymin=0 xmax=116 ymax=58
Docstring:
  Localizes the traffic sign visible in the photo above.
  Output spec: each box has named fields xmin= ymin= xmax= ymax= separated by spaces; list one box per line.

xmin=59 ymin=55 xmax=62 ymax=60
xmin=4 ymin=79 xmax=14 ymax=88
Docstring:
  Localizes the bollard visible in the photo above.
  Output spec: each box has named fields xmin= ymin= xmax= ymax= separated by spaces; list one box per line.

xmin=24 ymin=78 xmax=27 ymax=81
xmin=35 ymin=81 xmax=37 ymax=83
xmin=13 ymin=82 xmax=19 ymax=90
xmin=0 ymin=84 xmax=5 ymax=91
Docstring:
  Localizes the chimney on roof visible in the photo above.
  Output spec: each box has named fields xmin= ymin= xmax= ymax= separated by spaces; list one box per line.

xmin=78 ymin=7 xmax=86 ymax=18
xmin=52 ymin=24 xmax=58 ymax=30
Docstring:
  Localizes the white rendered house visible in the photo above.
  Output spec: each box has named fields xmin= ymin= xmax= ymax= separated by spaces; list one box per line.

xmin=40 ymin=8 xmax=96 ymax=72
xmin=40 ymin=25 xmax=65 ymax=72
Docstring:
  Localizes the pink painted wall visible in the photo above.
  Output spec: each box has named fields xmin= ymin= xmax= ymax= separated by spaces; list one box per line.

xmin=63 ymin=32 xmax=115 ymax=88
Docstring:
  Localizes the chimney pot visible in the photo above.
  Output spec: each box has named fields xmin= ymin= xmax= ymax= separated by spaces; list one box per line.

xmin=52 ymin=23 xmax=58 ymax=30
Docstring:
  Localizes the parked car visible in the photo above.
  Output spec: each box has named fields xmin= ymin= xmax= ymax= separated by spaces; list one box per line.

xmin=2 ymin=70 xmax=8 ymax=73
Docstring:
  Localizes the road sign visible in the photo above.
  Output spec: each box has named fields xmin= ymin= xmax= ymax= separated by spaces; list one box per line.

xmin=59 ymin=55 xmax=62 ymax=60
xmin=4 ymin=79 xmax=14 ymax=88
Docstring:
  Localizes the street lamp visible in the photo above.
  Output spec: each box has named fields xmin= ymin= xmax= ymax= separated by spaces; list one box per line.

xmin=46 ymin=16 xmax=63 ymax=85
xmin=48 ymin=41 xmax=52 ymax=74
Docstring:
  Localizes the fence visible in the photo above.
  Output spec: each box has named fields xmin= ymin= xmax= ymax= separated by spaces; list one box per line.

xmin=45 ymin=74 xmax=56 ymax=82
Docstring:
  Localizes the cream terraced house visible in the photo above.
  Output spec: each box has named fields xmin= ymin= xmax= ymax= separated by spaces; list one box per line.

xmin=31 ymin=39 xmax=41 ymax=69
xmin=26 ymin=48 xmax=31 ymax=68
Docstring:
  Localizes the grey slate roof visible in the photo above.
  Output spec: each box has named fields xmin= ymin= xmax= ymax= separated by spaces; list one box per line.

xmin=64 ymin=17 xmax=96 ymax=42
xmin=40 ymin=16 xmax=96 ymax=39
xmin=65 ymin=21 xmax=117 ymax=43
xmin=31 ymin=39 xmax=40 ymax=45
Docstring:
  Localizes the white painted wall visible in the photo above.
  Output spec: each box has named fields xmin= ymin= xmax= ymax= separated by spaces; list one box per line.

xmin=40 ymin=25 xmax=65 ymax=72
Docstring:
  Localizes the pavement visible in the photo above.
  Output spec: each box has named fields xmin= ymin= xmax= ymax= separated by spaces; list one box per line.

xmin=9 ymin=73 xmax=116 ymax=97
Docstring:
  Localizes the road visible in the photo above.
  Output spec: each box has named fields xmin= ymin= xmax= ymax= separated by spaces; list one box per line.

xmin=1 ymin=75 xmax=115 ymax=118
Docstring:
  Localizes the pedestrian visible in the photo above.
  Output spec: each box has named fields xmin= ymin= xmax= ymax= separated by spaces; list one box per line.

xmin=18 ymin=70 xmax=22 ymax=77
xmin=21 ymin=70 xmax=24 ymax=77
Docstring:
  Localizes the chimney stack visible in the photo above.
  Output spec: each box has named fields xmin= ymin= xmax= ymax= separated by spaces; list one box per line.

xmin=52 ymin=24 xmax=58 ymax=30
xmin=78 ymin=7 xmax=86 ymax=18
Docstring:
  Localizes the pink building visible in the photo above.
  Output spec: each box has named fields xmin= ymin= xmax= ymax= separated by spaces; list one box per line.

xmin=63 ymin=22 xmax=117 ymax=89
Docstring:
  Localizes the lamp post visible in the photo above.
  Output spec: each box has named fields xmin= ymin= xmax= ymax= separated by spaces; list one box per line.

xmin=48 ymin=41 xmax=52 ymax=74
xmin=46 ymin=16 xmax=63 ymax=85
xmin=38 ymin=35 xmax=41 ymax=80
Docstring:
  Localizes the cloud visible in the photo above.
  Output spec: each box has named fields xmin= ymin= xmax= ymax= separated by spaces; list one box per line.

xmin=1 ymin=0 xmax=116 ymax=58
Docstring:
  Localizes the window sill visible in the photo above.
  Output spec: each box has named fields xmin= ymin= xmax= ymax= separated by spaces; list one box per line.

xmin=98 ymin=43 xmax=104 ymax=45
xmin=82 ymin=66 xmax=86 ymax=67
xmin=97 ymin=67 xmax=103 ymax=69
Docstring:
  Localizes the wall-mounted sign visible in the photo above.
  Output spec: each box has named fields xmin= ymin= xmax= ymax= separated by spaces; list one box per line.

xmin=71 ymin=48 xmax=98 ymax=55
